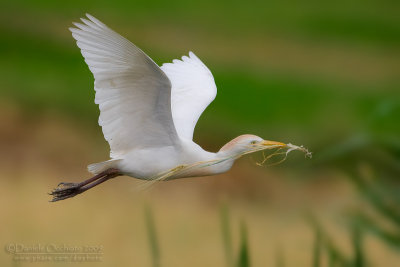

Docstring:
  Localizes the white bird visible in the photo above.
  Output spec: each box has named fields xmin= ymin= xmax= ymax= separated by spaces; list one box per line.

xmin=50 ymin=14 xmax=310 ymax=202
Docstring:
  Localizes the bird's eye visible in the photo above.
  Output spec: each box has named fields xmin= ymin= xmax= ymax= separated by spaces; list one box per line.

xmin=250 ymin=140 xmax=257 ymax=145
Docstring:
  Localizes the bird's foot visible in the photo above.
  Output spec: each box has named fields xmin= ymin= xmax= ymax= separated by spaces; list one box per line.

xmin=57 ymin=182 xmax=79 ymax=188
xmin=49 ymin=168 xmax=121 ymax=202
xmin=49 ymin=182 xmax=82 ymax=202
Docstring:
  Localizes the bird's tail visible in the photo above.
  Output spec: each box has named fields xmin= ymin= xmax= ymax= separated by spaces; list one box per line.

xmin=87 ymin=159 xmax=122 ymax=175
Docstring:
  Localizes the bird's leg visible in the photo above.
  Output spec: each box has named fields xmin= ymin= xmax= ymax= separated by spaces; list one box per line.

xmin=49 ymin=168 xmax=120 ymax=202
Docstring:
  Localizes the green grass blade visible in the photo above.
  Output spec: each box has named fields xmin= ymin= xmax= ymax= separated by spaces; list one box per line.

xmin=144 ymin=204 xmax=161 ymax=267
xmin=355 ymin=174 xmax=400 ymax=226
xmin=275 ymin=246 xmax=285 ymax=267
xmin=237 ymin=220 xmax=250 ymax=267
xmin=352 ymin=225 xmax=365 ymax=267
xmin=328 ymin=247 xmax=337 ymax=267
xmin=308 ymin=216 xmax=352 ymax=267
xmin=356 ymin=213 xmax=400 ymax=249
xmin=313 ymin=227 xmax=322 ymax=267
xmin=220 ymin=203 xmax=234 ymax=267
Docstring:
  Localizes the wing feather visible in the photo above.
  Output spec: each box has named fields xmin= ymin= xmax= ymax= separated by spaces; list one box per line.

xmin=161 ymin=52 xmax=217 ymax=140
xmin=71 ymin=14 xmax=180 ymax=158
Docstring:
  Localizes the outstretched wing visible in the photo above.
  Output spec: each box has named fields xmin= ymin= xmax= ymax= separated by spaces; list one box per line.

xmin=161 ymin=52 xmax=217 ymax=141
xmin=70 ymin=14 xmax=180 ymax=158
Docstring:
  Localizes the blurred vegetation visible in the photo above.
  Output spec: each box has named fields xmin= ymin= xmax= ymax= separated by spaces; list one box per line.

xmin=220 ymin=204 xmax=251 ymax=267
xmin=1 ymin=0 xmax=399 ymax=145
xmin=1 ymin=0 xmax=399 ymax=266
xmin=306 ymin=98 xmax=400 ymax=266
xmin=145 ymin=204 xmax=161 ymax=267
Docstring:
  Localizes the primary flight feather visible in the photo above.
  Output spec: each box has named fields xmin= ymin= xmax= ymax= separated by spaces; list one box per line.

xmin=50 ymin=14 xmax=310 ymax=202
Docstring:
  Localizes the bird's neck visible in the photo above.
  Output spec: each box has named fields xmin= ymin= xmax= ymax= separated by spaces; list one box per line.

xmin=215 ymin=149 xmax=240 ymax=162
xmin=216 ymin=137 xmax=243 ymax=159
xmin=180 ymin=139 xmax=240 ymax=175
xmin=206 ymin=150 xmax=236 ymax=174
xmin=211 ymin=138 xmax=248 ymax=173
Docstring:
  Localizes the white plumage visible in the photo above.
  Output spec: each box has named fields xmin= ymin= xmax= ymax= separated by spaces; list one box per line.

xmin=50 ymin=14 xmax=307 ymax=202
xmin=161 ymin=52 xmax=217 ymax=141
xmin=70 ymin=14 xmax=179 ymax=159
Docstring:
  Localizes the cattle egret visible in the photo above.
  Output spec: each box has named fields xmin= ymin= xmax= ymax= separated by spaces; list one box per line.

xmin=50 ymin=14 xmax=311 ymax=202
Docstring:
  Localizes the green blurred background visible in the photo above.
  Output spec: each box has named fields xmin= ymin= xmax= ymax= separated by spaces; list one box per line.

xmin=1 ymin=0 xmax=399 ymax=266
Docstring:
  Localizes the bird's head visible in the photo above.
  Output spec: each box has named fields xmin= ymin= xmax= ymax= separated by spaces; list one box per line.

xmin=218 ymin=134 xmax=286 ymax=157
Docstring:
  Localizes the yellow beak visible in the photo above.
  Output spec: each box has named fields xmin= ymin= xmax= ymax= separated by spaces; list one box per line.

xmin=260 ymin=140 xmax=286 ymax=147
